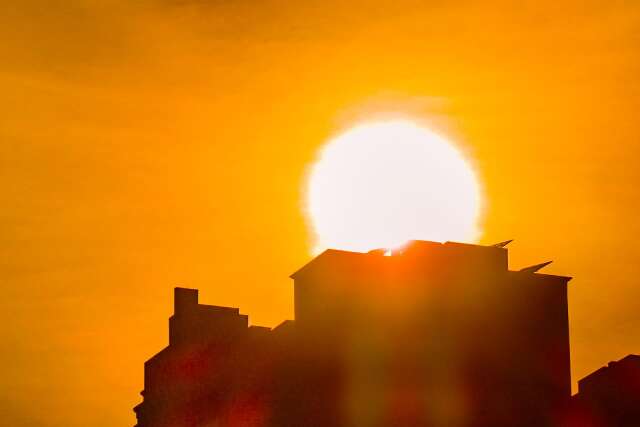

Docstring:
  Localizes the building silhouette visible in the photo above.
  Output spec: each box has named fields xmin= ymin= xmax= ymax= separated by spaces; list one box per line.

xmin=133 ymin=240 xmax=638 ymax=427
xmin=563 ymin=355 xmax=640 ymax=427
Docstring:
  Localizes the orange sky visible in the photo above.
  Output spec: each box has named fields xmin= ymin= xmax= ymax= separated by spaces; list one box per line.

xmin=1 ymin=1 xmax=640 ymax=426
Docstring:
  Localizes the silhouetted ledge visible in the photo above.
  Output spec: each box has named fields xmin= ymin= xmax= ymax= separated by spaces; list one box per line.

xmin=134 ymin=240 xmax=638 ymax=427
xmin=290 ymin=240 xmax=571 ymax=282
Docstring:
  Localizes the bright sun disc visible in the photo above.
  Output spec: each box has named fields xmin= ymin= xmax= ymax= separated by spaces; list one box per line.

xmin=306 ymin=120 xmax=482 ymax=253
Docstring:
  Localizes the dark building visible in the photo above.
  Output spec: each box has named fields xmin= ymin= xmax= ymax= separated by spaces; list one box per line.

xmin=133 ymin=288 xmax=298 ymax=427
xmin=563 ymin=355 xmax=640 ymax=427
xmin=134 ymin=240 xmax=581 ymax=427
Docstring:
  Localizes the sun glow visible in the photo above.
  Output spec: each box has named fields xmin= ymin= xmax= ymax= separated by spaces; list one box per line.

xmin=306 ymin=120 xmax=482 ymax=253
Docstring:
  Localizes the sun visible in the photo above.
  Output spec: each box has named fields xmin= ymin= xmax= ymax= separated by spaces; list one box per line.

xmin=306 ymin=119 xmax=482 ymax=253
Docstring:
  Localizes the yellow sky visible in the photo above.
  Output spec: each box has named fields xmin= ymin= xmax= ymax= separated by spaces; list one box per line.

xmin=1 ymin=1 xmax=640 ymax=426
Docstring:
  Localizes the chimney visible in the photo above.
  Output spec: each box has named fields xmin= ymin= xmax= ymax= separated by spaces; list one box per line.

xmin=174 ymin=287 xmax=198 ymax=316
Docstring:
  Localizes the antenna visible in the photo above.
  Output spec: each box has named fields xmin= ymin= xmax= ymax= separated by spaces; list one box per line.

xmin=491 ymin=239 xmax=513 ymax=248
xmin=520 ymin=261 xmax=553 ymax=273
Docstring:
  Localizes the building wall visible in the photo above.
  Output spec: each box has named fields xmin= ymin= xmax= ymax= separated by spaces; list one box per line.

xmin=292 ymin=242 xmax=571 ymax=427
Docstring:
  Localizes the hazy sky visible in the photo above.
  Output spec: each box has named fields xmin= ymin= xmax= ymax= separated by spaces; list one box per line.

xmin=2 ymin=1 xmax=640 ymax=426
